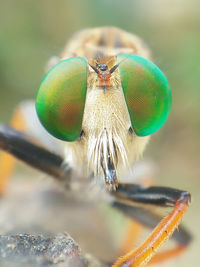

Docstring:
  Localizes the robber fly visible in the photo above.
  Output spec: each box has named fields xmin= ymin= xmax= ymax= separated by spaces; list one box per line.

xmin=0 ymin=27 xmax=191 ymax=266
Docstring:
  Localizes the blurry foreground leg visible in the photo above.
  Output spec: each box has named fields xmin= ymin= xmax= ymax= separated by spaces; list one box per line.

xmin=0 ymin=108 xmax=25 ymax=193
xmin=120 ymin=220 xmax=143 ymax=256
xmin=0 ymin=125 xmax=67 ymax=182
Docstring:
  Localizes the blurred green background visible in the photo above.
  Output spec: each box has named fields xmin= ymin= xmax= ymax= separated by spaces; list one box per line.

xmin=0 ymin=0 xmax=200 ymax=266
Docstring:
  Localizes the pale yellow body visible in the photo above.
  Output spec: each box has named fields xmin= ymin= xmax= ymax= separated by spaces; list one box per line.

xmin=58 ymin=27 xmax=152 ymax=187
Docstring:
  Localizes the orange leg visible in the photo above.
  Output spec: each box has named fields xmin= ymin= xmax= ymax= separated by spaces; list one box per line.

xmin=112 ymin=197 xmax=190 ymax=267
xmin=0 ymin=108 xmax=25 ymax=193
xmin=121 ymin=223 xmax=187 ymax=266
xmin=117 ymin=177 xmax=189 ymax=266
xmin=120 ymin=220 xmax=143 ymax=256
xmin=148 ymin=245 xmax=186 ymax=265
xmin=120 ymin=220 xmax=187 ymax=266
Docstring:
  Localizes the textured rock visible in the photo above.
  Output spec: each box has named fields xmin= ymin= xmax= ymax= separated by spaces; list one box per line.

xmin=0 ymin=232 xmax=107 ymax=267
xmin=0 ymin=233 xmax=82 ymax=266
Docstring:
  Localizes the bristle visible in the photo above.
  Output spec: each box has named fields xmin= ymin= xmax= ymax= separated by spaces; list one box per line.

xmin=87 ymin=127 xmax=128 ymax=187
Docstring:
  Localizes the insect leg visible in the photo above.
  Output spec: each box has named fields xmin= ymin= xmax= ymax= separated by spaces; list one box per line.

xmin=0 ymin=107 xmax=26 ymax=193
xmin=113 ymin=202 xmax=191 ymax=265
xmin=0 ymin=101 xmax=68 ymax=193
xmin=0 ymin=125 xmax=67 ymax=182
xmin=111 ymin=183 xmax=191 ymax=267
xmin=119 ymin=220 xmax=143 ymax=257
xmin=112 ymin=201 xmax=191 ymax=245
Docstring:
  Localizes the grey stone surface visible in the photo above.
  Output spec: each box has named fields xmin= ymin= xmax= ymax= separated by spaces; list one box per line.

xmin=0 ymin=232 xmax=107 ymax=267
xmin=0 ymin=233 xmax=81 ymax=266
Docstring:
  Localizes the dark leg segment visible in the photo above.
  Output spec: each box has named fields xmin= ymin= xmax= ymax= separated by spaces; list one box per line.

xmin=0 ymin=125 xmax=67 ymax=181
xmin=113 ymin=183 xmax=191 ymax=207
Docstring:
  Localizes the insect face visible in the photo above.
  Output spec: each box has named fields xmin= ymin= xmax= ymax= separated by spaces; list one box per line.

xmin=36 ymin=54 xmax=171 ymax=187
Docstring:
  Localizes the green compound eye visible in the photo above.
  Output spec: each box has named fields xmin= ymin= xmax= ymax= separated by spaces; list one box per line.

xmin=117 ymin=54 xmax=172 ymax=136
xmin=36 ymin=57 xmax=88 ymax=141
